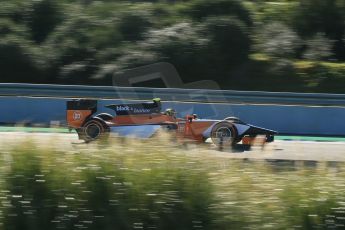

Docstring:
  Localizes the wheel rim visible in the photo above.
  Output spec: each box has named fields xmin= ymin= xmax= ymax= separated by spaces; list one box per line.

xmin=85 ymin=123 xmax=102 ymax=139
xmin=213 ymin=127 xmax=232 ymax=144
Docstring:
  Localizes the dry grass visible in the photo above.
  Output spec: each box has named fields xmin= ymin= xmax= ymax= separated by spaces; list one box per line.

xmin=0 ymin=134 xmax=344 ymax=229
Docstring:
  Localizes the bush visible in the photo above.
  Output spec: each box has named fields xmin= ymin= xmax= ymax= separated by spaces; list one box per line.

xmin=43 ymin=15 xmax=123 ymax=84
xmin=303 ymin=33 xmax=334 ymax=61
xmin=298 ymin=63 xmax=345 ymax=93
xmin=0 ymin=18 xmax=28 ymax=37
xmin=201 ymin=16 xmax=251 ymax=72
xmin=181 ymin=0 xmax=252 ymax=26
xmin=114 ymin=22 xmax=207 ymax=82
xmin=253 ymin=1 xmax=298 ymax=25
xmin=255 ymin=22 xmax=301 ymax=59
xmin=1 ymin=140 xmax=218 ymax=230
xmin=118 ymin=10 xmax=152 ymax=42
xmin=0 ymin=19 xmax=44 ymax=83
xmin=1 ymin=137 xmax=345 ymax=229
xmin=25 ymin=0 xmax=63 ymax=43
xmin=115 ymin=17 xmax=251 ymax=85
xmin=0 ymin=0 xmax=29 ymax=23
xmin=292 ymin=0 xmax=345 ymax=60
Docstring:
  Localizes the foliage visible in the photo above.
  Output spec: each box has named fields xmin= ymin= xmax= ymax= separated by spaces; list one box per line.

xmin=0 ymin=19 xmax=44 ymax=83
xmin=0 ymin=0 xmax=344 ymax=92
xmin=303 ymin=33 xmax=334 ymax=61
xmin=201 ymin=16 xmax=251 ymax=69
xmin=114 ymin=16 xmax=251 ymax=84
xmin=118 ymin=10 xmax=152 ymax=42
xmin=252 ymin=1 xmax=298 ymax=25
xmin=1 ymin=140 xmax=218 ymax=230
xmin=0 ymin=138 xmax=345 ymax=229
xmin=296 ymin=63 xmax=345 ymax=93
xmin=181 ymin=0 xmax=252 ymax=26
xmin=255 ymin=22 xmax=301 ymax=59
xmin=26 ymin=0 xmax=63 ymax=43
xmin=292 ymin=0 xmax=345 ymax=60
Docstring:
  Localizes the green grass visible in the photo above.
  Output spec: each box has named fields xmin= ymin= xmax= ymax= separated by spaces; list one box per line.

xmin=275 ymin=135 xmax=345 ymax=142
xmin=0 ymin=126 xmax=72 ymax=133
xmin=0 ymin=136 xmax=345 ymax=229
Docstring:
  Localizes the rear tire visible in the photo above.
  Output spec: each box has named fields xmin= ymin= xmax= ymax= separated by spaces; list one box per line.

xmin=95 ymin=113 xmax=113 ymax=121
xmin=210 ymin=121 xmax=238 ymax=148
xmin=81 ymin=119 xmax=109 ymax=142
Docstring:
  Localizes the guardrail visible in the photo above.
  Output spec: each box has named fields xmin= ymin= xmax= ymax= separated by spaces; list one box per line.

xmin=1 ymin=83 xmax=345 ymax=106
xmin=1 ymin=83 xmax=345 ymax=135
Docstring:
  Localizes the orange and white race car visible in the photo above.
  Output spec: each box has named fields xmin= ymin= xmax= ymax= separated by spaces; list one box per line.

xmin=66 ymin=99 xmax=276 ymax=147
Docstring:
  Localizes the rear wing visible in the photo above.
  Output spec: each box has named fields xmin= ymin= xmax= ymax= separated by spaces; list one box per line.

xmin=66 ymin=100 xmax=97 ymax=128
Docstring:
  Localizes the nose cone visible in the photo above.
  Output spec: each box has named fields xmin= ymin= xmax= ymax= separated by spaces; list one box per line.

xmin=246 ymin=125 xmax=277 ymax=136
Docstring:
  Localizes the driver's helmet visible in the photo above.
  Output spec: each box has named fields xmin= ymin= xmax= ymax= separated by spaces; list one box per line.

xmin=152 ymin=97 xmax=161 ymax=106
xmin=165 ymin=108 xmax=176 ymax=116
xmin=152 ymin=98 xmax=161 ymax=104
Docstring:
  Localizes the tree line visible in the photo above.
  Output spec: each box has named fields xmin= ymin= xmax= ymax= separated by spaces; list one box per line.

xmin=0 ymin=0 xmax=344 ymax=92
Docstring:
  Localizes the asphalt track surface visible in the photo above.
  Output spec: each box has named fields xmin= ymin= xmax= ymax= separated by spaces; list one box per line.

xmin=1 ymin=129 xmax=345 ymax=162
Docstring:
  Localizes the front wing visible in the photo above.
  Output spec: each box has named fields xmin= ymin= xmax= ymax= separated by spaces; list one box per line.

xmin=203 ymin=122 xmax=276 ymax=142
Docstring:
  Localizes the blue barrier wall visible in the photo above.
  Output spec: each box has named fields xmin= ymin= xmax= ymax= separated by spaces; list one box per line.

xmin=1 ymin=97 xmax=344 ymax=136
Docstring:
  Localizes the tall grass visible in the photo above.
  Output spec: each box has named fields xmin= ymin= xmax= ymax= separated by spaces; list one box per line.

xmin=0 ymin=135 xmax=344 ymax=229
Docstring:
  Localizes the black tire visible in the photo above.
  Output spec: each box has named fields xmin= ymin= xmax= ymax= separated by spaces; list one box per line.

xmin=224 ymin=117 xmax=244 ymax=124
xmin=81 ymin=119 xmax=109 ymax=142
xmin=210 ymin=121 xmax=238 ymax=147
xmin=95 ymin=113 xmax=113 ymax=121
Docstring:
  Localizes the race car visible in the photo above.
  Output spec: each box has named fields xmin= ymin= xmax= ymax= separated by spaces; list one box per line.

xmin=66 ymin=99 xmax=276 ymax=147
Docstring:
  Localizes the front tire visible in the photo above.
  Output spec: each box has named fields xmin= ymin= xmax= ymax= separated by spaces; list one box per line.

xmin=224 ymin=117 xmax=245 ymax=124
xmin=210 ymin=121 xmax=238 ymax=148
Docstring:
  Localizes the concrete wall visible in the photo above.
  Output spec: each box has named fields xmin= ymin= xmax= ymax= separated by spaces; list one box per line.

xmin=1 ymin=97 xmax=344 ymax=136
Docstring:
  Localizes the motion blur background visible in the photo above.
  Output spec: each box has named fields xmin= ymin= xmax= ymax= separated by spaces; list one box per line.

xmin=2 ymin=2 xmax=345 ymax=229
xmin=1 ymin=0 xmax=344 ymax=92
